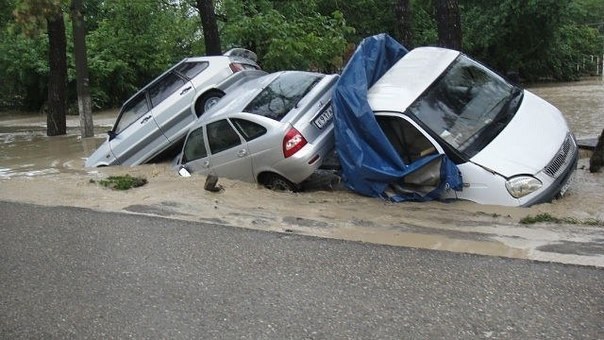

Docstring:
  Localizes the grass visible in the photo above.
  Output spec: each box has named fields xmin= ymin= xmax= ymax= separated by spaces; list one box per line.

xmin=520 ymin=213 xmax=604 ymax=226
xmin=91 ymin=175 xmax=148 ymax=191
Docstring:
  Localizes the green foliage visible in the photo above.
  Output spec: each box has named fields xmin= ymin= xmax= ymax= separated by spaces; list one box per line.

xmin=221 ymin=1 xmax=353 ymax=72
xmin=0 ymin=18 xmax=48 ymax=110
xmin=316 ymin=0 xmax=395 ymax=43
xmin=94 ymin=174 xmax=148 ymax=190
xmin=461 ymin=0 xmax=603 ymax=81
xmin=86 ymin=0 xmax=201 ymax=108
xmin=0 ymin=0 xmax=602 ymax=112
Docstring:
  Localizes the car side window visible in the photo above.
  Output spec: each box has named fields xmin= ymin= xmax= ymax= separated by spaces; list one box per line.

xmin=231 ymin=118 xmax=267 ymax=141
xmin=207 ymin=119 xmax=242 ymax=154
xmin=175 ymin=61 xmax=209 ymax=80
xmin=376 ymin=115 xmax=437 ymax=164
xmin=183 ymin=127 xmax=207 ymax=163
xmin=148 ymin=72 xmax=186 ymax=107
xmin=114 ymin=93 xmax=149 ymax=134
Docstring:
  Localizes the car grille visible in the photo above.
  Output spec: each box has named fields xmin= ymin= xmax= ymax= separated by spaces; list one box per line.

xmin=544 ymin=133 xmax=576 ymax=178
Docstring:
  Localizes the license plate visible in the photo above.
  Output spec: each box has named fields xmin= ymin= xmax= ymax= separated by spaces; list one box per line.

xmin=313 ymin=105 xmax=334 ymax=129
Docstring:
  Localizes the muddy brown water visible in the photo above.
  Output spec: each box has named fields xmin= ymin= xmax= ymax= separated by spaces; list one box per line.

xmin=1 ymin=80 xmax=603 ymax=267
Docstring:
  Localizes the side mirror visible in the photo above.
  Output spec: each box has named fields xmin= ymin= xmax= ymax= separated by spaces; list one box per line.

xmin=107 ymin=130 xmax=117 ymax=141
xmin=178 ymin=166 xmax=192 ymax=177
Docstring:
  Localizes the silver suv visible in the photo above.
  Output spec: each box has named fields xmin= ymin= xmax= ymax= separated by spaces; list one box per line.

xmin=85 ymin=49 xmax=265 ymax=167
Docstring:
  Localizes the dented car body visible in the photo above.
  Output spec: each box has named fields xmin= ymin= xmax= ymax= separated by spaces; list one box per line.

xmin=333 ymin=34 xmax=577 ymax=207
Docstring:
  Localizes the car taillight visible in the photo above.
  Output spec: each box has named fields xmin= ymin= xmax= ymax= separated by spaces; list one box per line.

xmin=283 ymin=127 xmax=307 ymax=158
xmin=229 ymin=63 xmax=244 ymax=73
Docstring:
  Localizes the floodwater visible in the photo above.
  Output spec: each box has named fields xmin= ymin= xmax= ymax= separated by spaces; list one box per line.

xmin=0 ymin=111 xmax=114 ymax=178
xmin=528 ymin=78 xmax=604 ymax=139
xmin=1 ymin=80 xmax=603 ymax=267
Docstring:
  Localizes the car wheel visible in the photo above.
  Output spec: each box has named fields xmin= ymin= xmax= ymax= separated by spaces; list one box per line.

xmin=195 ymin=90 xmax=224 ymax=117
xmin=263 ymin=173 xmax=298 ymax=192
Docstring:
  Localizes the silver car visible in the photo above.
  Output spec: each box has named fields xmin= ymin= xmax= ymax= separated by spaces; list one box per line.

xmin=177 ymin=71 xmax=339 ymax=191
xmin=85 ymin=49 xmax=265 ymax=167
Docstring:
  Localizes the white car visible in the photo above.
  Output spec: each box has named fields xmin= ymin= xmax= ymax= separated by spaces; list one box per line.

xmin=177 ymin=71 xmax=339 ymax=191
xmin=85 ymin=49 xmax=265 ymax=167
xmin=334 ymin=37 xmax=577 ymax=207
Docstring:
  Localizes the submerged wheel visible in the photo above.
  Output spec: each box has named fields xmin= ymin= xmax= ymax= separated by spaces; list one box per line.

xmin=262 ymin=173 xmax=298 ymax=192
xmin=195 ymin=90 xmax=224 ymax=117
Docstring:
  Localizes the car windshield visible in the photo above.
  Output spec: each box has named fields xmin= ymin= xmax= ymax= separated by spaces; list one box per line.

xmin=244 ymin=72 xmax=323 ymax=121
xmin=405 ymin=55 xmax=523 ymax=158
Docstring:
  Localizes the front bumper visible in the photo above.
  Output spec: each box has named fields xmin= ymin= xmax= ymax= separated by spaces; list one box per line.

xmin=522 ymin=149 xmax=578 ymax=207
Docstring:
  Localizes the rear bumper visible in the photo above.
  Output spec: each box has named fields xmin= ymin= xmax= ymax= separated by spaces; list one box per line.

xmin=271 ymin=134 xmax=335 ymax=184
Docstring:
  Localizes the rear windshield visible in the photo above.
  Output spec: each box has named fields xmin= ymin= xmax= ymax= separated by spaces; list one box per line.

xmin=244 ymin=72 xmax=323 ymax=121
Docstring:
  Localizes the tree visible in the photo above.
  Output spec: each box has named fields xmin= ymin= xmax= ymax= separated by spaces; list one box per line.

xmin=221 ymin=0 xmax=352 ymax=72
xmin=71 ymin=0 xmax=93 ymax=138
xmin=86 ymin=0 xmax=200 ymax=108
xmin=46 ymin=9 xmax=67 ymax=136
xmin=13 ymin=0 xmax=67 ymax=136
xmin=195 ymin=0 xmax=221 ymax=55
xmin=394 ymin=0 xmax=413 ymax=47
xmin=435 ymin=0 xmax=462 ymax=50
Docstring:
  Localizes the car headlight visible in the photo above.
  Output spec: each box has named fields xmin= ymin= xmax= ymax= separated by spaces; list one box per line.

xmin=505 ymin=176 xmax=542 ymax=198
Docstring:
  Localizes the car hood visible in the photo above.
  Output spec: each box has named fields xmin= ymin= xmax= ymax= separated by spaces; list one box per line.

xmin=470 ymin=90 xmax=570 ymax=177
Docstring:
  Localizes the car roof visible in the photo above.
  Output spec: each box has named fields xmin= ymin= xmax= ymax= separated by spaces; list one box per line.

xmin=367 ymin=46 xmax=460 ymax=112
xmin=183 ymin=54 xmax=258 ymax=66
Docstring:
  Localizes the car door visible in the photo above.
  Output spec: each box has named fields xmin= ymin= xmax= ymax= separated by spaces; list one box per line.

xmin=150 ymin=70 xmax=197 ymax=142
xmin=109 ymin=92 xmax=168 ymax=166
xmin=375 ymin=113 xmax=458 ymax=200
xmin=206 ymin=119 xmax=254 ymax=182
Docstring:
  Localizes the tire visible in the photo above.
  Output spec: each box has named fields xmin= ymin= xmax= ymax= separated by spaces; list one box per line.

xmin=262 ymin=173 xmax=298 ymax=192
xmin=195 ymin=90 xmax=224 ymax=117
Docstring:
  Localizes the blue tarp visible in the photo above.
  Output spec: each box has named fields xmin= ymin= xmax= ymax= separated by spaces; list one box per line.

xmin=332 ymin=33 xmax=462 ymax=201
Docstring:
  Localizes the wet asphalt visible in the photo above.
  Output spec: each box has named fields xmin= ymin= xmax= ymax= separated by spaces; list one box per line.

xmin=1 ymin=201 xmax=602 ymax=339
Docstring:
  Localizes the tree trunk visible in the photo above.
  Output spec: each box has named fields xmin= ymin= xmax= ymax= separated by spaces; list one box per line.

xmin=590 ymin=128 xmax=604 ymax=173
xmin=71 ymin=0 xmax=94 ymax=138
xmin=394 ymin=0 xmax=413 ymax=48
xmin=435 ymin=0 xmax=462 ymax=50
xmin=196 ymin=0 xmax=221 ymax=55
xmin=46 ymin=11 xmax=67 ymax=137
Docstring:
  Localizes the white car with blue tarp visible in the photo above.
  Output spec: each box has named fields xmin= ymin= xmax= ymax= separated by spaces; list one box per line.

xmin=332 ymin=34 xmax=577 ymax=207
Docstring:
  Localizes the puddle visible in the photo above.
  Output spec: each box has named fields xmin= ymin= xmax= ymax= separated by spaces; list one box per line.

xmin=0 ymin=82 xmax=603 ymax=267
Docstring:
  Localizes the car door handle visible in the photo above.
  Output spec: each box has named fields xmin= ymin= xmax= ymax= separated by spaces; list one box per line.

xmin=180 ymin=86 xmax=192 ymax=95
xmin=237 ymin=149 xmax=247 ymax=157
xmin=140 ymin=115 xmax=152 ymax=124
xmin=202 ymin=160 xmax=210 ymax=168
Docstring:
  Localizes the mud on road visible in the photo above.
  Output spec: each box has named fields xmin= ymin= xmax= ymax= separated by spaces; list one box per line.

xmin=1 ymin=81 xmax=603 ymax=267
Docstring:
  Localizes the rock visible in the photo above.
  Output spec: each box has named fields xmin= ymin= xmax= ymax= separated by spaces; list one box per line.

xmin=204 ymin=174 xmax=223 ymax=192
xmin=589 ymin=128 xmax=604 ymax=173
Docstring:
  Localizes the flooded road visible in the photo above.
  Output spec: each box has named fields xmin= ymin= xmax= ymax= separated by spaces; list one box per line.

xmin=1 ymin=80 xmax=603 ymax=267
xmin=529 ymin=78 xmax=604 ymax=139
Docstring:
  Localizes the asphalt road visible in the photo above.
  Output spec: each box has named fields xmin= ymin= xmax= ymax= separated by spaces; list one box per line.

xmin=1 ymin=201 xmax=602 ymax=339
